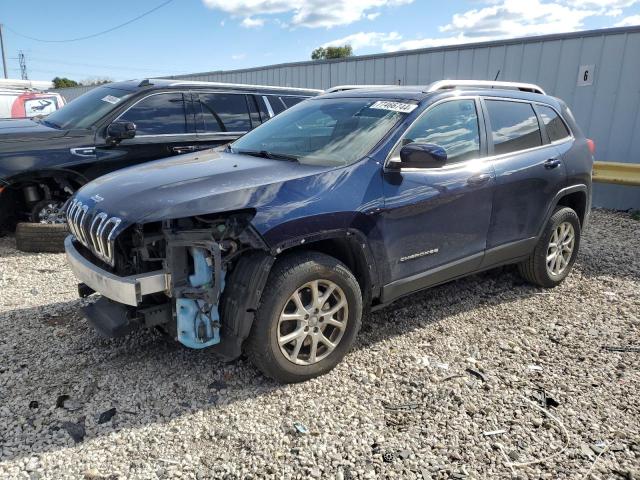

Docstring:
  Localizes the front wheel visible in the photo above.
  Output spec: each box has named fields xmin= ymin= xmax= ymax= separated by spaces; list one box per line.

xmin=518 ymin=207 xmax=581 ymax=288
xmin=30 ymin=199 xmax=67 ymax=224
xmin=246 ymin=252 xmax=362 ymax=383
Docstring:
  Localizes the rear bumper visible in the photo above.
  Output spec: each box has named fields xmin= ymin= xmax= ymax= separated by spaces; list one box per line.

xmin=64 ymin=236 xmax=168 ymax=306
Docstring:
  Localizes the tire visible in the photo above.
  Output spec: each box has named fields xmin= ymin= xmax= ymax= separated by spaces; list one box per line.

xmin=246 ymin=251 xmax=363 ymax=383
xmin=518 ymin=207 xmax=581 ymax=288
xmin=15 ymin=222 xmax=69 ymax=254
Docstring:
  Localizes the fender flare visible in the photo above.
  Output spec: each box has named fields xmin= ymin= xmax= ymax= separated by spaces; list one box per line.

xmin=536 ymin=184 xmax=588 ymax=239
xmin=271 ymin=227 xmax=380 ymax=296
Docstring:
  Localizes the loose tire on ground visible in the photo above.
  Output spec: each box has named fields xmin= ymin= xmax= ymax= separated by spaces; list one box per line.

xmin=15 ymin=222 xmax=69 ymax=254
xmin=246 ymin=251 xmax=363 ymax=383
xmin=518 ymin=206 xmax=581 ymax=288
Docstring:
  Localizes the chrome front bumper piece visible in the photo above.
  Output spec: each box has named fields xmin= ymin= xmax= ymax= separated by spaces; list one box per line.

xmin=64 ymin=236 xmax=168 ymax=306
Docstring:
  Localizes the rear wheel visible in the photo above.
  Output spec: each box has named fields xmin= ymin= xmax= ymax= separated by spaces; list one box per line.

xmin=518 ymin=207 xmax=581 ymax=288
xmin=246 ymin=252 xmax=362 ymax=383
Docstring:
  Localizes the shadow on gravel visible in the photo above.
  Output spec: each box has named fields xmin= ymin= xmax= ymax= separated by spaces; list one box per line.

xmin=0 ymin=264 xmax=551 ymax=463
xmin=0 ymin=237 xmax=45 ymax=259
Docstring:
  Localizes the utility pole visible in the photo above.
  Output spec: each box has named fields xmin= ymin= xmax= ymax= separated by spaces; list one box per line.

xmin=18 ymin=50 xmax=27 ymax=80
xmin=0 ymin=24 xmax=8 ymax=79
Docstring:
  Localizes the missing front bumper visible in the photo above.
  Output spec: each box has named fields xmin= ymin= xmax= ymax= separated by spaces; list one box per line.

xmin=64 ymin=236 xmax=168 ymax=306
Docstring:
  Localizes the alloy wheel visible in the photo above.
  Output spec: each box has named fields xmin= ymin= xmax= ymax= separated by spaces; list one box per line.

xmin=35 ymin=201 xmax=66 ymax=224
xmin=277 ymin=279 xmax=348 ymax=366
xmin=546 ymin=221 xmax=575 ymax=276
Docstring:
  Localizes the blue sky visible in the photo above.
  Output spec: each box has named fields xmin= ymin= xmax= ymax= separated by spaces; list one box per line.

xmin=2 ymin=0 xmax=640 ymax=82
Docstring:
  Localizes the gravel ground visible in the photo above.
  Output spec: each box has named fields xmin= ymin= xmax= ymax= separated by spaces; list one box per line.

xmin=0 ymin=209 xmax=638 ymax=480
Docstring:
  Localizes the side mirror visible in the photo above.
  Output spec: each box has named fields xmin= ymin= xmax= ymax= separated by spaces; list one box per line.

xmin=399 ymin=143 xmax=447 ymax=168
xmin=106 ymin=121 xmax=136 ymax=143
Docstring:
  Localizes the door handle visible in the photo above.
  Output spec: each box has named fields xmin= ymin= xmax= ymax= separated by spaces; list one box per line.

xmin=544 ymin=158 xmax=562 ymax=169
xmin=171 ymin=145 xmax=197 ymax=154
xmin=467 ymin=173 xmax=491 ymax=186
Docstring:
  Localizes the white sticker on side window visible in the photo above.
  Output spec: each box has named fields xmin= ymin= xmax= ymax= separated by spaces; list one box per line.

xmin=101 ymin=95 xmax=121 ymax=104
xmin=370 ymin=101 xmax=417 ymax=113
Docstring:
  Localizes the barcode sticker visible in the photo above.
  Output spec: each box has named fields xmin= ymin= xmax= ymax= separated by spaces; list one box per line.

xmin=370 ymin=101 xmax=417 ymax=113
xmin=101 ymin=95 xmax=121 ymax=104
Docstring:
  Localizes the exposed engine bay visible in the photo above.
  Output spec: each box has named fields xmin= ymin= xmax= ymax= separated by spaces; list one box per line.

xmin=74 ymin=211 xmax=274 ymax=360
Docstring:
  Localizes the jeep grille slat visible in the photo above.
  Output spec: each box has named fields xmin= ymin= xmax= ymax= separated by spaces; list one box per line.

xmin=66 ymin=200 xmax=121 ymax=266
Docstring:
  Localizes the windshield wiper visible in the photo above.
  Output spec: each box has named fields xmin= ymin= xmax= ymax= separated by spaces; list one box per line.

xmin=38 ymin=118 xmax=60 ymax=129
xmin=234 ymin=149 xmax=299 ymax=162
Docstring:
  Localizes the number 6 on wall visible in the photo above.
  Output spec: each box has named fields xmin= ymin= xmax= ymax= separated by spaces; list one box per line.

xmin=577 ymin=64 xmax=595 ymax=86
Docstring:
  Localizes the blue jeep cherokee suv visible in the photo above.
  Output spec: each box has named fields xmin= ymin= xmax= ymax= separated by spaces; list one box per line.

xmin=64 ymin=80 xmax=594 ymax=383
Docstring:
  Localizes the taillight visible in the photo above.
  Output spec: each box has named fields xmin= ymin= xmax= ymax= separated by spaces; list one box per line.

xmin=587 ymin=139 xmax=596 ymax=155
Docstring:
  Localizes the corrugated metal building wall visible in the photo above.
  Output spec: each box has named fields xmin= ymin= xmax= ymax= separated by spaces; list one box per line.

xmin=53 ymin=26 xmax=640 ymax=210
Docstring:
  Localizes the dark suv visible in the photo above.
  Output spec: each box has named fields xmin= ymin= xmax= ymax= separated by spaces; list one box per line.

xmin=0 ymin=79 xmax=319 ymax=234
xmin=64 ymin=80 xmax=594 ymax=383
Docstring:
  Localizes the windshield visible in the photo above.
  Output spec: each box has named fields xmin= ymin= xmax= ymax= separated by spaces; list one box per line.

xmin=44 ymin=86 xmax=133 ymax=129
xmin=230 ymin=97 xmax=412 ymax=167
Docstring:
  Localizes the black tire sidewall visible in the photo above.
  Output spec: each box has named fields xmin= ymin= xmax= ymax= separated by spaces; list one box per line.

xmin=15 ymin=222 xmax=69 ymax=253
xmin=250 ymin=253 xmax=362 ymax=383
xmin=534 ymin=207 xmax=581 ymax=287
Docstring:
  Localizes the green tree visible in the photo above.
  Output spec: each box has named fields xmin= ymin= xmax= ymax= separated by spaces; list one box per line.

xmin=311 ymin=45 xmax=353 ymax=60
xmin=80 ymin=77 xmax=113 ymax=86
xmin=52 ymin=77 xmax=79 ymax=89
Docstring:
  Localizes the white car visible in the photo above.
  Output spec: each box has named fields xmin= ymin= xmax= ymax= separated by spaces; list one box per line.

xmin=0 ymin=79 xmax=65 ymax=119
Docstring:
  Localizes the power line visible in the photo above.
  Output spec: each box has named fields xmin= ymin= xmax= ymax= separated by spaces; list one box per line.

xmin=20 ymin=56 xmax=177 ymax=73
xmin=5 ymin=0 xmax=175 ymax=43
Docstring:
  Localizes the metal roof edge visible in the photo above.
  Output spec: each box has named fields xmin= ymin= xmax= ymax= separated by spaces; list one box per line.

xmin=163 ymin=25 xmax=640 ymax=79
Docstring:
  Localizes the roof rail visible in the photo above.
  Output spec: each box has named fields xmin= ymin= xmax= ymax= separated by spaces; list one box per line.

xmin=166 ymin=80 xmax=322 ymax=94
xmin=324 ymin=84 xmax=399 ymax=93
xmin=426 ymin=80 xmax=546 ymax=95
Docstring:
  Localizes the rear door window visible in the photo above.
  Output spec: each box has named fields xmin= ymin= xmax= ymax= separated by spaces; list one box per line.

xmin=196 ymin=93 xmax=252 ymax=132
xmin=281 ymin=96 xmax=306 ymax=108
xmin=265 ymin=95 xmax=286 ymax=115
xmin=246 ymin=95 xmax=261 ymax=128
xmin=485 ymin=100 xmax=542 ymax=155
xmin=537 ymin=105 xmax=571 ymax=142
xmin=119 ymin=92 xmax=187 ymax=135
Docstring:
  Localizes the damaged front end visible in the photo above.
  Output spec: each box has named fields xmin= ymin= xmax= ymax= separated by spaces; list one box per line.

xmin=66 ymin=211 xmax=273 ymax=360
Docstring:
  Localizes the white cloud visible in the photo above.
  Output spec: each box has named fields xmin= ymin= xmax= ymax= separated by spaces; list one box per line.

xmin=367 ymin=12 xmax=381 ymax=20
xmin=379 ymin=0 xmax=640 ymax=52
xmin=231 ymin=53 xmax=247 ymax=60
xmin=564 ymin=0 xmax=637 ymax=8
xmin=614 ymin=13 xmax=640 ymax=25
xmin=241 ymin=17 xmax=265 ymax=28
xmin=322 ymin=31 xmax=401 ymax=50
xmin=439 ymin=0 xmax=594 ymax=39
xmin=202 ymin=0 xmax=413 ymax=28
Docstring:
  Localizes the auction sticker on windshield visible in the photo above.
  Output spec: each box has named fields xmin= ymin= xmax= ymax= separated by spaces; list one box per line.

xmin=370 ymin=101 xmax=417 ymax=113
xmin=101 ymin=95 xmax=122 ymax=104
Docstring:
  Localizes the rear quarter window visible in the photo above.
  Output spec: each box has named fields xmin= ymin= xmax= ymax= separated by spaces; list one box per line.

xmin=538 ymin=105 xmax=571 ymax=142
xmin=485 ymin=100 xmax=542 ymax=155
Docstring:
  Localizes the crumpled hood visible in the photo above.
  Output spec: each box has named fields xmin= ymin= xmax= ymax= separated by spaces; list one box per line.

xmin=74 ymin=149 xmax=333 ymax=226
xmin=0 ymin=118 xmax=66 ymax=142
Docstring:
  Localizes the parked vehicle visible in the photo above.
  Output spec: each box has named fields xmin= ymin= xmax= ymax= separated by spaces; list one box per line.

xmin=0 ymin=79 xmax=65 ymax=119
xmin=0 ymin=79 xmax=320 ymax=250
xmin=64 ymin=80 xmax=594 ymax=383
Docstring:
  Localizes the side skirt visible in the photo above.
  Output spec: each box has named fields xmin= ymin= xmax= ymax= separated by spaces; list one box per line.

xmin=378 ymin=237 xmax=536 ymax=306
